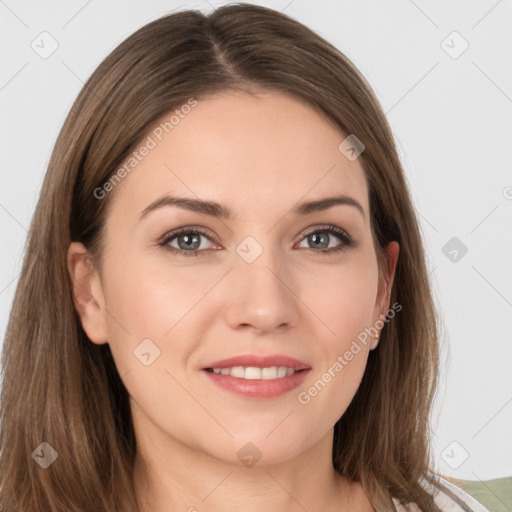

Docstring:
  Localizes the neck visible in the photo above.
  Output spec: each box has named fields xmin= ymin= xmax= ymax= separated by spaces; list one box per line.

xmin=132 ymin=414 xmax=371 ymax=512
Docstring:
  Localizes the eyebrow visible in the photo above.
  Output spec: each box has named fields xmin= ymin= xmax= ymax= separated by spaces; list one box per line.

xmin=138 ymin=194 xmax=365 ymax=221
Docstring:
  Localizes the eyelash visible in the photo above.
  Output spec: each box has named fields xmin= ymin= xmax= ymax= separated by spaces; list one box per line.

xmin=157 ymin=225 xmax=354 ymax=258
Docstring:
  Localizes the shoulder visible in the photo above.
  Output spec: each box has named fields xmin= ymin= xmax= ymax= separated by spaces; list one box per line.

xmin=392 ymin=473 xmax=490 ymax=512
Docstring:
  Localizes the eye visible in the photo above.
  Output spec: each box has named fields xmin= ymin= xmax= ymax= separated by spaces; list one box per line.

xmin=158 ymin=227 xmax=219 ymax=257
xmin=158 ymin=224 xmax=354 ymax=258
xmin=296 ymin=226 xmax=354 ymax=254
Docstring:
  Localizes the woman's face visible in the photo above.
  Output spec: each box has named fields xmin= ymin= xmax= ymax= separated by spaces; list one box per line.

xmin=70 ymin=91 xmax=398 ymax=467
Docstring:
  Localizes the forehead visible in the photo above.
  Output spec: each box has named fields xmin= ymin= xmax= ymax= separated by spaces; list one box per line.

xmin=109 ymin=91 xmax=369 ymax=222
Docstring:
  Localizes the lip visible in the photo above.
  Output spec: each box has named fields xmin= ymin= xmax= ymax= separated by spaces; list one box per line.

xmin=202 ymin=367 xmax=311 ymax=399
xmin=201 ymin=353 xmax=311 ymax=399
xmin=203 ymin=354 xmax=310 ymax=371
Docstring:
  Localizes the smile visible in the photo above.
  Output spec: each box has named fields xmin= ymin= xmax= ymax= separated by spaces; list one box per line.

xmin=206 ymin=366 xmax=298 ymax=379
xmin=202 ymin=367 xmax=311 ymax=399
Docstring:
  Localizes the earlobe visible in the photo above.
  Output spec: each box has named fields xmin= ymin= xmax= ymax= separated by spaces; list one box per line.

xmin=67 ymin=241 xmax=109 ymax=345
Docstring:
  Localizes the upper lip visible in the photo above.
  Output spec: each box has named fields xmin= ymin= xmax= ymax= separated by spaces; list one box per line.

xmin=203 ymin=354 xmax=311 ymax=371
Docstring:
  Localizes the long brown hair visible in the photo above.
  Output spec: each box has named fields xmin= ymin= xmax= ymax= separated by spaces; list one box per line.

xmin=0 ymin=4 xmax=440 ymax=511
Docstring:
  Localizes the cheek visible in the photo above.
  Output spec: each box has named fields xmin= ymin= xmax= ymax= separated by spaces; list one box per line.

xmin=295 ymin=257 xmax=378 ymax=421
xmin=99 ymin=251 xmax=221 ymax=381
xmin=300 ymin=256 xmax=379 ymax=341
xmin=99 ymin=256 xmax=216 ymax=445
xmin=102 ymin=251 xmax=217 ymax=338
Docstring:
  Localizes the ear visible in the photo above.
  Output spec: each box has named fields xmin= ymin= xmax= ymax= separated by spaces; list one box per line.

xmin=67 ymin=241 xmax=109 ymax=345
xmin=373 ymin=241 xmax=399 ymax=322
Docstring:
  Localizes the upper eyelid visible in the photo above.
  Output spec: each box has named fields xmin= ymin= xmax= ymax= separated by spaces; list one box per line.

xmin=158 ymin=225 xmax=218 ymax=243
xmin=160 ymin=224 xmax=351 ymax=247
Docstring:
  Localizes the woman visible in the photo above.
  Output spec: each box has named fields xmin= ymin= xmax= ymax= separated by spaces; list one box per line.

xmin=0 ymin=4 xmax=489 ymax=511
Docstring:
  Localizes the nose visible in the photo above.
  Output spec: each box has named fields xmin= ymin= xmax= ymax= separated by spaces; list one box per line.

xmin=223 ymin=249 xmax=301 ymax=334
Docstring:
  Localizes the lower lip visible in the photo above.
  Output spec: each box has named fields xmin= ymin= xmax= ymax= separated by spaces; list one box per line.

xmin=202 ymin=369 xmax=311 ymax=399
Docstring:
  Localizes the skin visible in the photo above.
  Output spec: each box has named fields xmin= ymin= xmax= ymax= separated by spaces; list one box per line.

xmin=68 ymin=91 xmax=399 ymax=512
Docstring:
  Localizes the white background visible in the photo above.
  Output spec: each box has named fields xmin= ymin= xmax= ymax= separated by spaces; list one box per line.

xmin=1 ymin=0 xmax=511 ymax=484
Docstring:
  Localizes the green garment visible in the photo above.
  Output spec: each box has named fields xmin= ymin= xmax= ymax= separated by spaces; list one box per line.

xmin=449 ymin=477 xmax=512 ymax=512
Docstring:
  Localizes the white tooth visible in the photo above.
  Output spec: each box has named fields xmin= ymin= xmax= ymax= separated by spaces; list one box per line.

xmin=230 ymin=366 xmax=245 ymax=378
xmin=245 ymin=367 xmax=262 ymax=379
xmin=261 ymin=366 xmax=278 ymax=379
xmin=277 ymin=366 xmax=287 ymax=378
xmin=214 ymin=366 xmax=295 ymax=379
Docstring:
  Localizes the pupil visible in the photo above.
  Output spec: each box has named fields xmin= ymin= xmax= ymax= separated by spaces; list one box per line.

xmin=179 ymin=234 xmax=200 ymax=250
xmin=310 ymin=233 xmax=328 ymax=249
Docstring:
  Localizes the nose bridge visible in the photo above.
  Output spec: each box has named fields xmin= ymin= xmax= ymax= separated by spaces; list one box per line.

xmin=224 ymin=235 xmax=300 ymax=332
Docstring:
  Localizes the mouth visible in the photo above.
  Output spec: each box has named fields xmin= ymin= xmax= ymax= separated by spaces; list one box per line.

xmin=202 ymin=366 xmax=311 ymax=399
xmin=203 ymin=366 xmax=307 ymax=379
xmin=201 ymin=354 xmax=311 ymax=399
